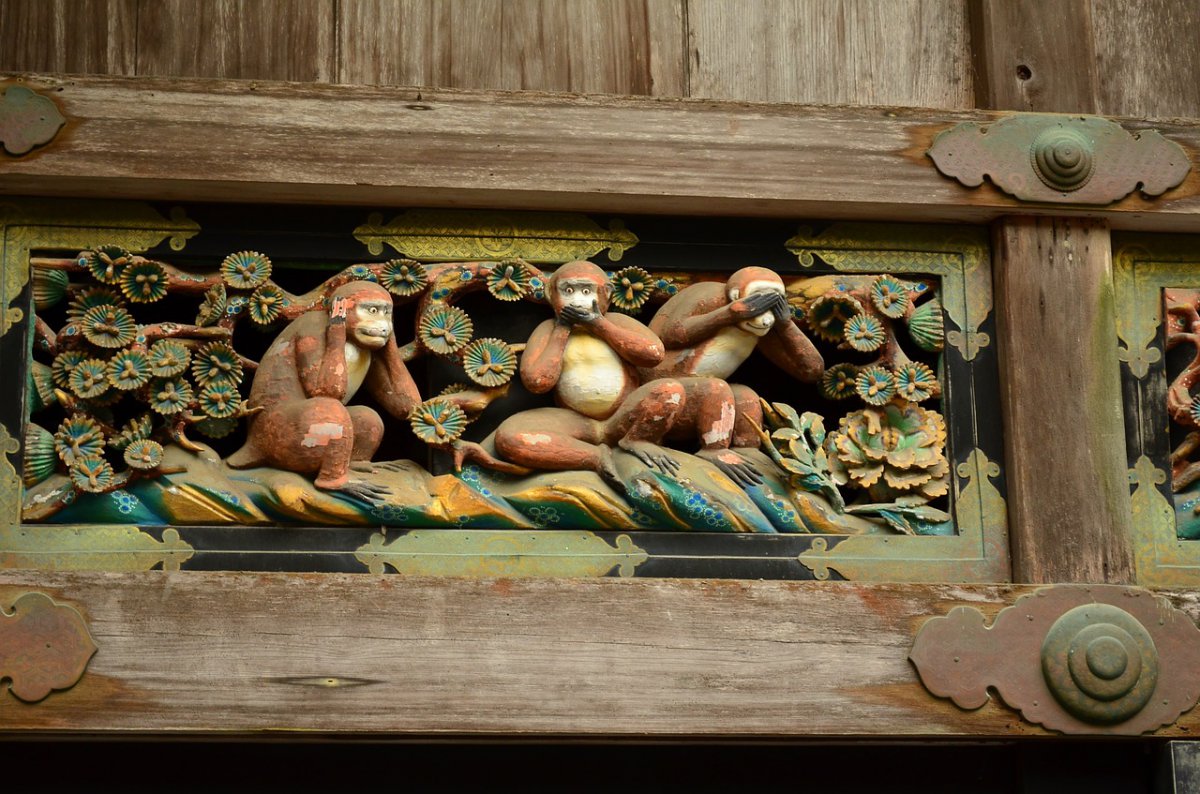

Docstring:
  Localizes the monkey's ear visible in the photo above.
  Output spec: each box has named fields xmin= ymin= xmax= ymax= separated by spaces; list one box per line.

xmin=729 ymin=288 xmax=741 ymax=300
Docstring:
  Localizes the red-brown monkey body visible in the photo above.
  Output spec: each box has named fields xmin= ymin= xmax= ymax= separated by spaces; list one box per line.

xmin=227 ymin=281 xmax=421 ymax=492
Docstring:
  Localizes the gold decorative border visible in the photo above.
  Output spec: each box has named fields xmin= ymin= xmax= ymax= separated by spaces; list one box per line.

xmin=787 ymin=224 xmax=1009 ymax=582
xmin=1113 ymin=234 xmax=1200 ymax=586
xmin=0 ymin=199 xmax=200 ymax=571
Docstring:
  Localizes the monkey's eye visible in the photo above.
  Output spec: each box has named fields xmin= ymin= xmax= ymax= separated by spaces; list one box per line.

xmin=565 ymin=287 xmax=574 ymax=294
xmin=582 ymin=287 xmax=591 ymax=295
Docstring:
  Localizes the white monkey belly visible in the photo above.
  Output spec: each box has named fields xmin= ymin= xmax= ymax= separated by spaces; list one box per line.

xmin=558 ymin=332 xmax=628 ymax=418
xmin=689 ymin=326 xmax=759 ymax=379
xmin=343 ymin=342 xmax=371 ymax=402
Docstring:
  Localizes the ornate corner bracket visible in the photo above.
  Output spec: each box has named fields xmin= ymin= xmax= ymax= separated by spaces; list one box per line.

xmin=910 ymin=585 xmax=1200 ymax=735
xmin=928 ymin=114 xmax=1191 ymax=205
xmin=1 ymin=591 xmax=97 ymax=702
xmin=0 ymin=85 xmax=66 ymax=156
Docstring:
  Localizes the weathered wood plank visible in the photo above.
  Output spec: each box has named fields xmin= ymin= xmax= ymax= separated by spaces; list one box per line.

xmin=0 ymin=571 xmax=1083 ymax=735
xmin=1 ymin=74 xmax=1200 ymax=231
xmin=337 ymin=0 xmax=505 ymax=89
xmin=501 ymin=0 xmax=684 ymax=95
xmin=1091 ymin=0 xmax=1200 ymax=120
xmin=0 ymin=0 xmax=137 ymax=76
xmin=968 ymin=0 xmax=1099 ymax=113
xmin=135 ymin=0 xmax=337 ymax=82
xmin=993 ymin=218 xmax=1136 ymax=584
xmin=688 ymin=0 xmax=973 ymax=107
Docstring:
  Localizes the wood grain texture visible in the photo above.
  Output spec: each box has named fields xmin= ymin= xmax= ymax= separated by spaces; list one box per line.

xmin=968 ymin=0 xmax=1099 ymax=113
xmin=3 ymin=75 xmax=1200 ymax=231
xmin=1091 ymin=0 xmax=1200 ymax=120
xmin=0 ymin=0 xmax=137 ymax=76
xmin=0 ymin=570 xmax=1098 ymax=736
xmin=337 ymin=0 xmax=505 ymax=89
xmin=337 ymin=0 xmax=685 ymax=96
xmin=687 ymin=0 xmax=973 ymax=107
xmin=135 ymin=0 xmax=336 ymax=82
xmin=993 ymin=218 xmax=1136 ymax=584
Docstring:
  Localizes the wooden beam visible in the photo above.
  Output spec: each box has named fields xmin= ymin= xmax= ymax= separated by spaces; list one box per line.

xmin=2 ymin=571 xmax=1197 ymax=737
xmin=993 ymin=217 xmax=1136 ymax=584
xmin=1 ymin=73 xmax=1200 ymax=231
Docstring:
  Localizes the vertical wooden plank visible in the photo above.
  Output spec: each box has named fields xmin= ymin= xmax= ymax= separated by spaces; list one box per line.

xmin=687 ymin=0 xmax=973 ymax=107
xmin=337 ymin=0 xmax=504 ymax=89
xmin=992 ymin=218 xmax=1135 ymax=584
xmin=0 ymin=0 xmax=137 ymax=75
xmin=1091 ymin=0 xmax=1200 ymax=119
xmin=502 ymin=0 xmax=685 ymax=95
xmin=967 ymin=0 xmax=1098 ymax=112
xmin=136 ymin=0 xmax=336 ymax=82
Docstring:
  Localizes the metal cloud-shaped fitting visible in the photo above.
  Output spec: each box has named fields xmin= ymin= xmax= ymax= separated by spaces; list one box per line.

xmin=1031 ymin=127 xmax=1095 ymax=192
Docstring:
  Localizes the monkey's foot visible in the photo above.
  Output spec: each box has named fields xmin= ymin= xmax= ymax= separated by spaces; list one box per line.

xmin=318 ymin=477 xmax=391 ymax=504
xmin=595 ymin=444 xmax=628 ymax=496
xmin=618 ymin=439 xmax=681 ymax=478
xmin=696 ymin=449 xmax=764 ymax=489
xmin=451 ymin=440 xmax=534 ymax=476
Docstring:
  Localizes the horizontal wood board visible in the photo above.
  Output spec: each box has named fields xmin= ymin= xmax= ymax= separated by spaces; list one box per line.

xmin=2 ymin=571 xmax=1199 ymax=737
xmin=2 ymin=75 xmax=1200 ymax=231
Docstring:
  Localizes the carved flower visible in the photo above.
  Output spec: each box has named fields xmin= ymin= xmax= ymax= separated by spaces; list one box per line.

xmin=23 ymin=423 xmax=58 ymax=488
xmin=820 ymin=363 xmax=860 ymax=401
xmin=81 ymin=304 xmax=137 ymax=348
xmin=825 ymin=402 xmax=950 ymax=501
xmin=462 ymin=338 xmax=518 ymax=387
xmin=54 ymin=416 xmax=105 ymax=466
xmin=32 ymin=266 xmax=70 ymax=310
xmin=107 ymin=349 xmax=152 ymax=391
xmin=894 ymin=361 xmax=938 ymax=403
xmin=855 ymin=365 xmax=896 ymax=405
xmin=486 ymin=260 xmax=531 ymax=302
xmin=418 ymin=305 xmax=474 ymax=356
xmin=86 ymin=245 xmax=133 ymax=285
xmin=870 ymin=275 xmax=910 ymax=319
xmin=844 ymin=313 xmax=886 ymax=352
xmin=69 ymin=358 xmax=111 ymax=399
xmin=381 ymin=259 xmax=428 ymax=297
xmin=198 ymin=381 xmax=242 ymax=418
xmin=149 ymin=377 xmax=194 ymax=415
xmin=409 ymin=398 xmax=468 ymax=444
xmin=907 ymin=297 xmax=944 ymax=353
xmin=52 ymin=350 xmax=89 ymax=389
xmin=220 ymin=251 xmax=272 ymax=290
xmin=806 ymin=294 xmax=864 ymax=342
xmin=347 ymin=264 xmax=377 ymax=282
xmin=148 ymin=340 xmax=190 ymax=377
xmin=67 ymin=286 xmax=123 ymax=321
xmin=248 ymin=283 xmax=286 ymax=325
xmin=196 ymin=284 xmax=228 ymax=327
xmin=123 ymin=439 xmax=164 ymax=470
xmin=71 ymin=456 xmax=114 ymax=493
xmin=610 ymin=266 xmax=654 ymax=313
xmin=192 ymin=341 xmax=243 ymax=385
xmin=108 ymin=414 xmax=154 ymax=452
xmin=119 ymin=261 xmax=169 ymax=303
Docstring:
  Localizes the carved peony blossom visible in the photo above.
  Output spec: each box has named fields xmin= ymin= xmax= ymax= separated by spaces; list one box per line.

xmin=825 ymin=402 xmax=950 ymax=502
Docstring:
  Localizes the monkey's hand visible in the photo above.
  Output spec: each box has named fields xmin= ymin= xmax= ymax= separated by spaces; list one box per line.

xmin=729 ymin=289 xmax=782 ymax=320
xmin=329 ymin=296 xmax=349 ymax=325
xmin=769 ymin=293 xmax=794 ymax=324
xmin=559 ymin=304 xmax=599 ymax=326
xmin=618 ymin=439 xmax=681 ymax=478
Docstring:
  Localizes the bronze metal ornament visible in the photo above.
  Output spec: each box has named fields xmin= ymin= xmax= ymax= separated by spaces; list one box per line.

xmin=0 ymin=84 xmax=66 ymax=156
xmin=909 ymin=585 xmax=1200 ymax=735
xmin=0 ymin=591 xmax=97 ymax=702
xmin=928 ymin=114 xmax=1190 ymax=205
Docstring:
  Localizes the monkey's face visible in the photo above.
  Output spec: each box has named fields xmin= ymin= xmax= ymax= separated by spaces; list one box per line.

xmin=730 ymin=279 xmax=785 ymax=336
xmin=348 ymin=299 xmax=394 ymax=349
xmin=554 ymin=277 xmax=604 ymax=321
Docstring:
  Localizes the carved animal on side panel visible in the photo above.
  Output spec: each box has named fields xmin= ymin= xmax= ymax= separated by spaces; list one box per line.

xmin=639 ymin=267 xmax=825 ymax=481
xmin=227 ymin=281 xmax=421 ymax=500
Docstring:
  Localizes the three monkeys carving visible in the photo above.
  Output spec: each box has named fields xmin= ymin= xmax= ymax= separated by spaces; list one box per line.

xmin=229 ymin=263 xmax=824 ymax=498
